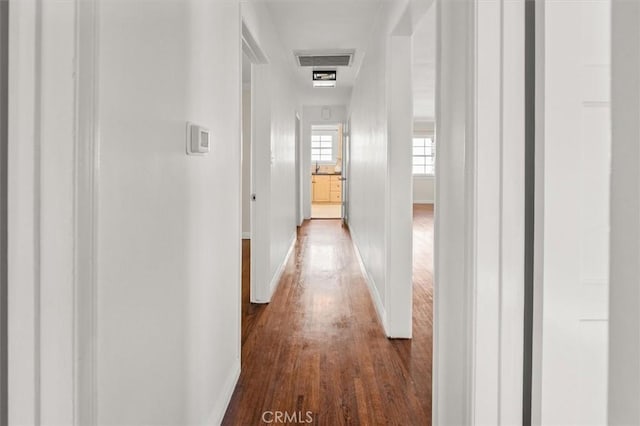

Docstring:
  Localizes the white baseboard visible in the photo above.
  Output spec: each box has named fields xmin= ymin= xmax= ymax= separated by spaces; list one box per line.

xmin=241 ymin=231 xmax=251 ymax=240
xmin=208 ymin=358 xmax=240 ymax=425
xmin=349 ymin=229 xmax=388 ymax=336
xmin=413 ymin=199 xmax=434 ymax=204
xmin=269 ymin=231 xmax=297 ymax=298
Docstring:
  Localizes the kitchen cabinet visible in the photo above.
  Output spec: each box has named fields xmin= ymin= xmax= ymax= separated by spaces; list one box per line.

xmin=312 ymin=175 xmax=331 ymax=202
xmin=312 ymin=174 xmax=341 ymax=203
xmin=330 ymin=175 xmax=342 ymax=202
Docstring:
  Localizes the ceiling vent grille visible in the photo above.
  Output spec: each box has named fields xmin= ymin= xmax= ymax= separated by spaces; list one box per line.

xmin=295 ymin=51 xmax=354 ymax=67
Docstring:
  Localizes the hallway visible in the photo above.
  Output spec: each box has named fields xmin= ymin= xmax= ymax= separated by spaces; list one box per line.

xmin=224 ymin=209 xmax=433 ymax=425
xmin=8 ymin=0 xmax=638 ymax=423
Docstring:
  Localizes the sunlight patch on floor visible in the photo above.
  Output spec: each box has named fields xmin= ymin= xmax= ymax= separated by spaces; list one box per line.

xmin=311 ymin=203 xmax=341 ymax=219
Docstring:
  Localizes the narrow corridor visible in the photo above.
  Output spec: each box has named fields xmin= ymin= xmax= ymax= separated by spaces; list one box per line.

xmin=224 ymin=207 xmax=433 ymax=425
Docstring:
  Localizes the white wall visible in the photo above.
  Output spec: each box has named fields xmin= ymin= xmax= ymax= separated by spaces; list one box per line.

xmin=242 ymin=2 xmax=299 ymax=302
xmin=348 ymin=0 xmax=414 ymax=338
xmin=434 ymin=3 xmax=473 ymax=421
xmin=609 ymin=1 xmax=640 ymax=422
xmin=386 ymin=34 xmax=414 ymax=337
xmin=412 ymin=3 xmax=436 ymax=121
xmin=301 ymin=105 xmax=346 ymax=219
xmin=348 ymin=7 xmax=392 ymax=336
xmin=532 ymin=1 xmax=610 ymax=424
xmin=242 ymin=87 xmax=251 ymax=238
xmin=96 ymin=1 xmax=241 ymax=424
xmin=413 ymin=177 xmax=434 ymax=203
xmin=298 ymin=87 xmax=352 ymax=108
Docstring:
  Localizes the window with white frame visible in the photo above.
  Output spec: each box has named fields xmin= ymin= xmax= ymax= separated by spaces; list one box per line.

xmin=412 ymin=137 xmax=435 ymax=175
xmin=311 ymin=133 xmax=335 ymax=163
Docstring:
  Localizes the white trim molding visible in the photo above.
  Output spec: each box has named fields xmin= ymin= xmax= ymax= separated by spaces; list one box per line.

xmin=434 ymin=1 xmax=475 ymax=421
xmin=8 ymin=1 xmax=41 ymax=423
xmin=434 ymin=0 xmax=525 ymax=423
xmin=9 ymin=0 xmax=83 ymax=423
xmin=74 ymin=0 xmax=100 ymax=424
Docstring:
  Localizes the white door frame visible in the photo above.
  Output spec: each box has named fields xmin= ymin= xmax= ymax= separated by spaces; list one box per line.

xmin=75 ymin=1 xmax=100 ymax=424
xmin=306 ymin=120 xmax=343 ymax=219
xmin=341 ymin=118 xmax=350 ymax=226
xmin=609 ymin=1 xmax=640 ymax=423
xmin=242 ymin=20 xmax=271 ymax=303
xmin=0 ymin=0 xmax=8 ymax=421
xmin=295 ymin=112 xmax=302 ymax=226
xmin=8 ymin=0 xmax=88 ymax=424
xmin=8 ymin=2 xmax=42 ymax=422
xmin=531 ymin=1 xmax=611 ymax=423
xmin=434 ymin=0 xmax=526 ymax=423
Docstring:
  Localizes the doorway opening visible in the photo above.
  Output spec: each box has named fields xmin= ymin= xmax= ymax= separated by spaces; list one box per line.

xmin=240 ymin=50 xmax=257 ymax=345
xmin=295 ymin=113 xmax=302 ymax=226
xmin=409 ymin=5 xmax=435 ymax=419
xmin=310 ymin=123 xmax=343 ymax=219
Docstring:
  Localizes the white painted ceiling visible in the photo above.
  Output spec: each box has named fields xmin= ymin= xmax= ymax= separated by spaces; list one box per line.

xmin=254 ymin=0 xmax=435 ymax=114
xmin=264 ymin=0 xmax=385 ymax=105
xmin=412 ymin=3 xmax=435 ymax=120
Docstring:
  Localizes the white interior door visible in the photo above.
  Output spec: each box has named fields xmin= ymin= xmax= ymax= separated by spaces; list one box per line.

xmin=533 ymin=1 xmax=611 ymax=424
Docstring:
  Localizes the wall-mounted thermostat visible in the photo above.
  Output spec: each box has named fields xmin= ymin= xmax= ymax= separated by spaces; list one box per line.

xmin=186 ymin=122 xmax=210 ymax=155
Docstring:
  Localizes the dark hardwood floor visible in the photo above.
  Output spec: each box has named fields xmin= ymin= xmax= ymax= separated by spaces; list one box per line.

xmin=241 ymin=238 xmax=268 ymax=348
xmin=225 ymin=205 xmax=433 ymax=425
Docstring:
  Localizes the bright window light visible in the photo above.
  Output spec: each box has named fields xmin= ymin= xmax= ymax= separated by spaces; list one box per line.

xmin=413 ymin=137 xmax=435 ymax=176
xmin=311 ymin=134 xmax=334 ymax=162
xmin=313 ymin=81 xmax=336 ymax=88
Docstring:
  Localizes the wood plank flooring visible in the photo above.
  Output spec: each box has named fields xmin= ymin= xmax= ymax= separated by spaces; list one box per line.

xmin=224 ymin=205 xmax=433 ymax=425
xmin=241 ymin=238 xmax=268 ymax=348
